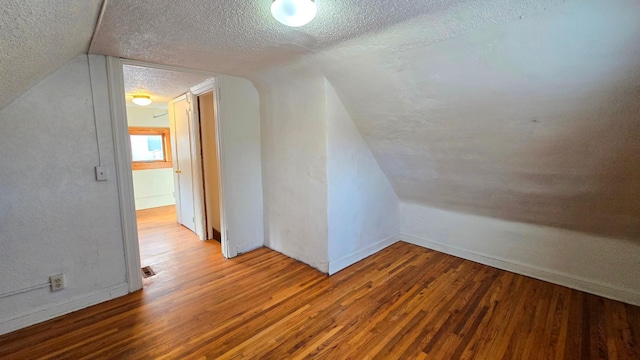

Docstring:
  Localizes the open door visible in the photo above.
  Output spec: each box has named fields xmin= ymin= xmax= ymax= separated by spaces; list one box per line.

xmin=197 ymin=91 xmax=222 ymax=241
xmin=168 ymin=94 xmax=196 ymax=233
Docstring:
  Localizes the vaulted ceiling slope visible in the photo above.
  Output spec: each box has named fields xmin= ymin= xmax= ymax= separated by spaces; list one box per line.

xmin=89 ymin=0 xmax=476 ymax=76
xmin=304 ymin=0 xmax=640 ymax=239
xmin=4 ymin=0 xmax=639 ymax=239
xmin=0 ymin=0 xmax=102 ymax=110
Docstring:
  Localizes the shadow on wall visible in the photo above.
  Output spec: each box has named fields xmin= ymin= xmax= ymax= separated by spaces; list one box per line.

xmin=488 ymin=83 xmax=640 ymax=241
xmin=542 ymin=81 xmax=640 ymax=240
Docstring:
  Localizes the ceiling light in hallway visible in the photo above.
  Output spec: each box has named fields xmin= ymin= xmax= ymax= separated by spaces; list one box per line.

xmin=132 ymin=95 xmax=152 ymax=106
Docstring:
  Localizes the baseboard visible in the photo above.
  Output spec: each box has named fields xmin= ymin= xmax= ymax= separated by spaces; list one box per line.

xmin=0 ymin=283 xmax=129 ymax=336
xmin=328 ymin=233 xmax=400 ymax=275
xmin=134 ymin=194 xmax=175 ymax=210
xmin=401 ymin=234 xmax=640 ymax=306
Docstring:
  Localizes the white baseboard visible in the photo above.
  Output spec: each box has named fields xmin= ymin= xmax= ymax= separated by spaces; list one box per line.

xmin=134 ymin=194 xmax=175 ymax=210
xmin=329 ymin=233 xmax=400 ymax=275
xmin=0 ymin=283 xmax=129 ymax=336
xmin=401 ymin=233 xmax=640 ymax=306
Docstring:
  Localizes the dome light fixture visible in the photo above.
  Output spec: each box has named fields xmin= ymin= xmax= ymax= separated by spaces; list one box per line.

xmin=132 ymin=95 xmax=152 ymax=106
xmin=271 ymin=0 xmax=317 ymax=27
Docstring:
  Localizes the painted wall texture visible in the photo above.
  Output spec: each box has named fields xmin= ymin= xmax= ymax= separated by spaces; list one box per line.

xmin=216 ymin=75 xmax=265 ymax=256
xmin=0 ymin=55 xmax=128 ymax=335
xmin=258 ymin=71 xmax=330 ymax=272
xmin=126 ymin=107 xmax=175 ymax=210
xmin=258 ymin=70 xmax=402 ymax=274
xmin=326 ymin=80 xmax=400 ymax=274
xmin=308 ymin=0 xmax=640 ymax=240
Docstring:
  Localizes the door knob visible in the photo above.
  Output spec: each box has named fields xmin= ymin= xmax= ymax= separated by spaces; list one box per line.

xmin=175 ymin=170 xmax=182 ymax=174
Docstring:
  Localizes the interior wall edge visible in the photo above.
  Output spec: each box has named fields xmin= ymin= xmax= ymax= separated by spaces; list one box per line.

xmin=328 ymin=233 xmax=400 ymax=275
xmin=401 ymin=233 xmax=640 ymax=306
xmin=0 ymin=283 xmax=128 ymax=336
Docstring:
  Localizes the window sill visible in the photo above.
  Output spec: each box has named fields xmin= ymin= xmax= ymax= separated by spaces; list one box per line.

xmin=132 ymin=162 xmax=173 ymax=171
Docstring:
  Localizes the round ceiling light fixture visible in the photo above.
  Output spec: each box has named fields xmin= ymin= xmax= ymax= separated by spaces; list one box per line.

xmin=132 ymin=95 xmax=152 ymax=106
xmin=271 ymin=0 xmax=317 ymax=27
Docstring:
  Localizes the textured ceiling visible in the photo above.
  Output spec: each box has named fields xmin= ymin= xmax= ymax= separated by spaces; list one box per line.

xmin=0 ymin=0 xmax=102 ymax=109
xmin=4 ymin=0 xmax=639 ymax=239
xmin=123 ymin=65 xmax=212 ymax=109
xmin=89 ymin=0 xmax=472 ymax=76
xmin=297 ymin=0 xmax=640 ymax=239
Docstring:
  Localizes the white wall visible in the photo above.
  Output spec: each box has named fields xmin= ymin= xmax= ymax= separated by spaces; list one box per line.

xmin=0 ymin=55 xmax=128 ymax=335
xmin=401 ymin=203 xmax=640 ymax=306
xmin=216 ymin=75 xmax=264 ymax=255
xmin=126 ymin=107 xmax=175 ymax=210
xmin=257 ymin=72 xmax=404 ymax=274
xmin=258 ymin=72 xmax=330 ymax=272
xmin=126 ymin=107 xmax=169 ymax=127
xmin=325 ymin=80 xmax=400 ymax=274
xmin=130 ymin=169 xmax=175 ymax=210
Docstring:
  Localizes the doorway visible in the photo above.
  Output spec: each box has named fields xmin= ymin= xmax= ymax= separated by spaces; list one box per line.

xmin=107 ymin=57 xmax=265 ymax=293
xmin=121 ymin=62 xmax=216 ymax=285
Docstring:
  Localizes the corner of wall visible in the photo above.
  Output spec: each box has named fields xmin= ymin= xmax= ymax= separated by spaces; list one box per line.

xmin=400 ymin=202 xmax=640 ymax=306
xmin=325 ymin=79 xmax=401 ymax=274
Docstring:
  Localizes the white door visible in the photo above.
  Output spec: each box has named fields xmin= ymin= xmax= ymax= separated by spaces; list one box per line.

xmin=169 ymin=95 xmax=196 ymax=232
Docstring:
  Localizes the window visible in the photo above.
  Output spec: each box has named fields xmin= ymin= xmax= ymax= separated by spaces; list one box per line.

xmin=128 ymin=127 xmax=172 ymax=170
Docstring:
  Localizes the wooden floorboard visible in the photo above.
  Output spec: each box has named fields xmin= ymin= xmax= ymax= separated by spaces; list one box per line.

xmin=1 ymin=205 xmax=639 ymax=359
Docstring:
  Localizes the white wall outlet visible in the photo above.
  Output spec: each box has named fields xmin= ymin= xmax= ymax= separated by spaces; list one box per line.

xmin=95 ymin=166 xmax=109 ymax=181
xmin=50 ymin=274 xmax=65 ymax=291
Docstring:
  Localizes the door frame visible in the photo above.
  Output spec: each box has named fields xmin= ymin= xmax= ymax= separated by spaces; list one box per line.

xmin=105 ymin=57 xmax=228 ymax=293
xmin=189 ymin=79 xmax=231 ymax=257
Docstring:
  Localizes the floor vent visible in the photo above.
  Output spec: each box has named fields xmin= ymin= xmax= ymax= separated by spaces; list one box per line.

xmin=141 ymin=266 xmax=156 ymax=278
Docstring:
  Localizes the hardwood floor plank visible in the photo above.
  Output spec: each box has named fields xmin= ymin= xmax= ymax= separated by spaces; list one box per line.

xmin=1 ymin=205 xmax=639 ymax=359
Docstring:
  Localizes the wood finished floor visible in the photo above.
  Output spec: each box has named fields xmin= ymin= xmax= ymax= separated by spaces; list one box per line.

xmin=1 ymin=205 xmax=639 ymax=359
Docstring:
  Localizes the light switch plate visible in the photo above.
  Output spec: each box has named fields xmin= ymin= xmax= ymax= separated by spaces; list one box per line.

xmin=95 ymin=166 xmax=109 ymax=181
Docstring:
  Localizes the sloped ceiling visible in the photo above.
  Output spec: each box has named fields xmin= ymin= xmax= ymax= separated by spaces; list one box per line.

xmin=89 ymin=0 xmax=478 ymax=76
xmin=307 ymin=0 xmax=640 ymax=238
xmin=4 ymin=0 xmax=639 ymax=239
xmin=0 ymin=0 xmax=102 ymax=109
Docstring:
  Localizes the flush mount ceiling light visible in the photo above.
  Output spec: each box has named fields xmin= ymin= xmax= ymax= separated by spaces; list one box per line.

xmin=271 ymin=0 xmax=317 ymax=27
xmin=132 ymin=95 xmax=152 ymax=106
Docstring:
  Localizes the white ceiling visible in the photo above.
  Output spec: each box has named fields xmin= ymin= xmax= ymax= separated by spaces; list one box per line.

xmin=2 ymin=0 xmax=639 ymax=238
xmin=0 ymin=0 xmax=102 ymax=109
xmin=123 ymin=65 xmax=212 ymax=109
xmin=89 ymin=0 xmax=475 ymax=76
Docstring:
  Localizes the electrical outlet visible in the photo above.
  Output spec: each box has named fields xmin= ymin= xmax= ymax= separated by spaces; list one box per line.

xmin=50 ymin=274 xmax=65 ymax=291
xmin=95 ymin=166 xmax=108 ymax=181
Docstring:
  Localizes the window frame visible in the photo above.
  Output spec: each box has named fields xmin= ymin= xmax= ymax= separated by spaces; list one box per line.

xmin=128 ymin=127 xmax=173 ymax=171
